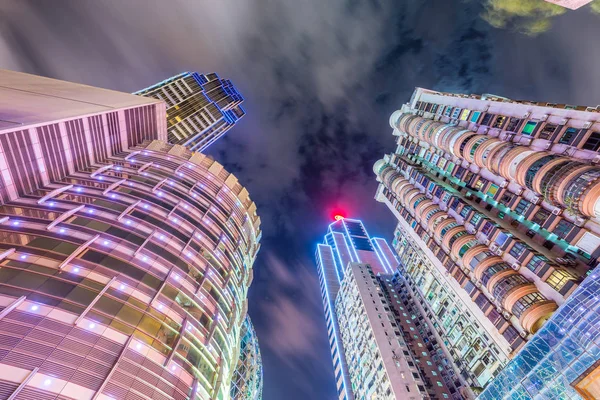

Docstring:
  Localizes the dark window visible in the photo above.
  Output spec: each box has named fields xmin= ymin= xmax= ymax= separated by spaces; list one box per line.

xmin=538 ymin=123 xmax=558 ymax=140
xmin=480 ymin=113 xmax=495 ymax=126
xmin=506 ymin=118 xmax=522 ymax=132
xmin=559 ymin=127 xmax=580 ymax=145
xmin=514 ymin=199 xmax=531 ymax=215
xmin=554 ymin=219 xmax=575 ymax=240
xmin=582 ymin=131 xmax=600 ymax=152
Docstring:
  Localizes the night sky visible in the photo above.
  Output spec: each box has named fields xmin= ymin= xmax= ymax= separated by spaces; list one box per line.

xmin=2 ymin=1 xmax=600 ymax=398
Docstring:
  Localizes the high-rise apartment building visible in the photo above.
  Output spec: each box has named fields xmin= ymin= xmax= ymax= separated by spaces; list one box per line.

xmin=135 ymin=72 xmax=245 ymax=152
xmin=0 ymin=70 xmax=261 ymax=400
xmin=230 ymin=316 xmax=263 ymax=400
xmin=544 ymin=0 xmax=593 ymax=10
xmin=374 ymin=87 xmax=600 ymax=397
xmin=316 ymin=218 xmax=458 ymax=399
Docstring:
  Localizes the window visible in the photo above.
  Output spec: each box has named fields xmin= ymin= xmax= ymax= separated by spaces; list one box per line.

xmin=582 ymin=131 xmax=600 ymax=152
xmin=492 ymin=115 xmax=507 ymax=129
xmin=559 ymin=127 xmax=580 ymax=145
xmin=522 ymin=121 xmax=537 ymax=135
xmin=539 ymin=123 xmax=558 ymax=140
xmin=506 ymin=117 xmax=522 ymax=132
xmin=546 ymin=270 xmax=574 ymax=291
xmin=514 ymin=199 xmax=532 ymax=215
xmin=531 ymin=209 xmax=551 ymax=226
xmin=480 ymin=113 xmax=495 ymax=126
xmin=526 ymin=255 xmax=548 ymax=274
xmin=554 ymin=219 xmax=575 ymax=240
xmin=470 ymin=111 xmax=481 ymax=123
xmin=511 ymin=292 xmax=545 ymax=318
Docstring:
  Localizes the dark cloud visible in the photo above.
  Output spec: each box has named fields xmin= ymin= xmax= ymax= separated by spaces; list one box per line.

xmin=1 ymin=0 xmax=600 ymax=398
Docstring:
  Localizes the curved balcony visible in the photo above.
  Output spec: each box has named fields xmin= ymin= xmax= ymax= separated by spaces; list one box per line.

xmin=491 ymin=273 xmax=532 ymax=304
xmin=435 ymin=219 xmax=458 ymax=242
xmin=451 ymin=234 xmax=479 ymax=258
xmin=480 ymin=262 xmax=512 ymax=287
xmin=442 ymin=226 xmax=468 ymax=250
xmin=428 ymin=212 xmax=448 ymax=232
xmin=505 ymin=286 xmax=557 ymax=333
xmin=415 ymin=200 xmax=435 ymax=221
xmin=516 ymin=298 xmax=557 ymax=333
xmin=473 ymin=138 xmax=503 ymax=168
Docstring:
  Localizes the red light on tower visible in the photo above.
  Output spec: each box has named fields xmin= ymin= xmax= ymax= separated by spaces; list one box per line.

xmin=334 ymin=214 xmax=344 ymax=221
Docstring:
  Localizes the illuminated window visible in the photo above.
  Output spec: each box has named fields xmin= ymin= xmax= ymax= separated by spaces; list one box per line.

xmin=522 ymin=121 xmax=537 ymax=135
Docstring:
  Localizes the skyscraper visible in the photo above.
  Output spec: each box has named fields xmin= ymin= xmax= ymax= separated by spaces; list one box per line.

xmin=230 ymin=316 xmax=263 ymax=400
xmin=316 ymin=218 xmax=457 ymax=399
xmin=0 ymin=70 xmax=261 ymax=400
xmin=135 ymin=72 xmax=245 ymax=152
xmin=374 ymin=87 xmax=600 ymax=397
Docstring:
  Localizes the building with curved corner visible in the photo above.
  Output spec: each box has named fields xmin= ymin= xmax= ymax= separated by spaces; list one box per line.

xmin=135 ymin=72 xmax=245 ymax=152
xmin=0 ymin=70 xmax=261 ymax=400
xmin=374 ymin=87 xmax=600 ymax=397
xmin=230 ymin=316 xmax=262 ymax=400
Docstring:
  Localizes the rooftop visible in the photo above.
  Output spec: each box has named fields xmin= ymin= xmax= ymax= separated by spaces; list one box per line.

xmin=0 ymin=69 xmax=161 ymax=132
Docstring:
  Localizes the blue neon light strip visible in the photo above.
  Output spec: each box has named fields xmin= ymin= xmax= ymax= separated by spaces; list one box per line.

xmin=316 ymin=245 xmax=353 ymax=400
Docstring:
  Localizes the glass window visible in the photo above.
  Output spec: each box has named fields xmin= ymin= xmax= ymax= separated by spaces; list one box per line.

xmin=559 ymin=127 xmax=580 ymax=145
xmin=538 ymin=123 xmax=558 ymax=140
xmin=506 ymin=117 xmax=522 ymax=132
xmin=509 ymin=242 xmax=527 ymax=258
xmin=582 ymin=131 xmax=600 ymax=152
xmin=545 ymin=270 xmax=574 ymax=291
xmin=554 ymin=219 xmax=575 ymax=240
xmin=522 ymin=121 xmax=537 ymax=135
xmin=480 ymin=113 xmax=495 ymax=126
xmin=526 ymin=255 xmax=548 ymax=273
xmin=514 ymin=199 xmax=531 ymax=215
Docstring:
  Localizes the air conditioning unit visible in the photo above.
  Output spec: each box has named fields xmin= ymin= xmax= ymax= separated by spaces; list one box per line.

xmin=592 ymin=155 xmax=600 ymax=164
xmin=559 ymin=118 xmax=568 ymax=125
xmin=552 ymin=208 xmax=563 ymax=216
xmin=489 ymin=243 xmax=498 ymax=252
xmin=523 ymin=112 xmax=531 ymax=119
xmin=484 ymin=239 xmax=491 ymax=246
xmin=500 ymin=180 xmax=508 ymax=188
xmin=531 ymin=196 xmax=541 ymax=205
xmin=494 ymin=248 xmax=504 ymax=256
xmin=540 ymin=114 xmax=548 ymax=121
xmin=583 ymin=121 xmax=593 ymax=129
xmin=511 ymin=263 xmax=520 ymax=270
xmin=545 ymin=141 xmax=554 ymax=150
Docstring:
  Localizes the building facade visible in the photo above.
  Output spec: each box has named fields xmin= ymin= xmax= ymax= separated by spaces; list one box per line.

xmin=135 ymin=72 xmax=245 ymax=152
xmin=374 ymin=87 xmax=600 ymax=396
xmin=479 ymin=270 xmax=600 ymax=399
xmin=0 ymin=70 xmax=261 ymax=400
xmin=317 ymin=218 xmax=458 ymax=399
xmin=230 ymin=316 xmax=262 ymax=400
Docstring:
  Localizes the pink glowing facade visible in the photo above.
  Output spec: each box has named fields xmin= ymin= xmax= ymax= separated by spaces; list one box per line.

xmin=0 ymin=70 xmax=261 ymax=400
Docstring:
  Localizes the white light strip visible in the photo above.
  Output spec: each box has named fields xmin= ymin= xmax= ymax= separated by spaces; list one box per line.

xmin=58 ymin=234 xmax=99 ymax=270
xmin=0 ymin=248 xmax=16 ymax=262
xmin=137 ymin=161 xmax=153 ymax=173
xmin=47 ymin=205 xmax=85 ymax=231
xmin=7 ymin=367 xmax=39 ymax=400
xmin=102 ymin=179 xmax=127 ymax=195
xmin=117 ymin=200 xmax=141 ymax=222
xmin=0 ymin=296 xmax=26 ymax=321
xmin=74 ymin=276 xmax=117 ymax=325
xmin=90 ymin=164 xmax=114 ymax=178
xmin=37 ymin=185 xmax=73 ymax=204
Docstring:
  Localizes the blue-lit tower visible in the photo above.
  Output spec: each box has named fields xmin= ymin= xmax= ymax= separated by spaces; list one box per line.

xmin=315 ymin=217 xmax=398 ymax=400
xmin=135 ymin=72 xmax=245 ymax=152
